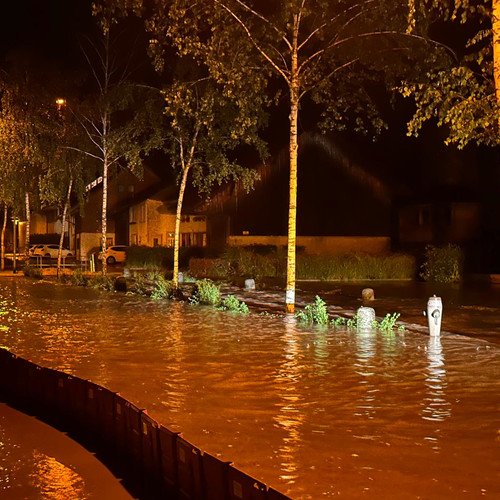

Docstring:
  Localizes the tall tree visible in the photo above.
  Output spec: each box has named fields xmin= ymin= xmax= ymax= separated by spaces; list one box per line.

xmin=162 ymin=68 xmax=264 ymax=287
xmin=93 ymin=1 xmax=267 ymax=286
xmin=163 ymin=0 xmax=441 ymax=312
xmin=402 ymin=0 xmax=499 ymax=147
xmin=72 ymin=31 xmax=165 ymax=274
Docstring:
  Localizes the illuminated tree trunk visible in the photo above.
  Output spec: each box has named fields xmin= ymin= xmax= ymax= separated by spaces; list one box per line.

xmin=493 ymin=0 xmax=500 ymax=131
xmin=57 ymin=178 xmax=73 ymax=276
xmin=1 ymin=204 xmax=7 ymax=271
xmin=285 ymin=17 xmax=300 ymax=314
xmin=24 ymin=192 xmax=30 ymax=256
xmin=101 ymin=155 xmax=109 ymax=275
xmin=173 ymin=165 xmax=190 ymax=288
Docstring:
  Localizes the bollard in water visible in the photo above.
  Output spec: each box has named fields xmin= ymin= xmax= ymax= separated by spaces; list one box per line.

xmin=362 ymin=288 xmax=375 ymax=301
xmin=357 ymin=306 xmax=376 ymax=330
xmin=424 ymin=295 xmax=442 ymax=337
xmin=244 ymin=278 xmax=255 ymax=291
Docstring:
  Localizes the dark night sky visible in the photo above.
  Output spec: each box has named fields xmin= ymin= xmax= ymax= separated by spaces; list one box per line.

xmin=0 ymin=0 xmax=95 ymax=65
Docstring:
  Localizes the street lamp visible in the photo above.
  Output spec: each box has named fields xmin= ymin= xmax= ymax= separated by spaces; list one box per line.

xmin=55 ymin=98 xmax=67 ymax=110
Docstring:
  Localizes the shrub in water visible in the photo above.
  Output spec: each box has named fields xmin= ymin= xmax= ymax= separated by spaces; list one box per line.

xmin=70 ymin=269 xmax=89 ymax=286
xmin=420 ymin=244 xmax=463 ymax=283
xmin=23 ymin=263 xmax=43 ymax=279
xmin=296 ymin=295 xmax=329 ymax=325
xmin=151 ymin=276 xmax=174 ymax=300
xmin=218 ymin=295 xmax=250 ymax=314
xmin=190 ymin=279 xmax=221 ymax=306
xmin=88 ymin=274 xmax=115 ymax=291
xmin=374 ymin=312 xmax=401 ymax=332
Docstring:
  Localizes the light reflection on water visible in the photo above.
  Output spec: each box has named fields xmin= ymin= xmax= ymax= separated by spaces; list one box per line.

xmin=0 ymin=279 xmax=499 ymax=499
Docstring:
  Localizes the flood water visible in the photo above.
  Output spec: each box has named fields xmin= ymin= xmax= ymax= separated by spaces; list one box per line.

xmin=0 ymin=279 xmax=499 ymax=499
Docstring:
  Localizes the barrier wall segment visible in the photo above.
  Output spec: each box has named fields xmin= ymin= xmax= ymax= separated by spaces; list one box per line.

xmin=0 ymin=348 xmax=292 ymax=499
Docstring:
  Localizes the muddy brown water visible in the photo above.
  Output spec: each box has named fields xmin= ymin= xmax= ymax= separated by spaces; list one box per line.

xmin=0 ymin=279 xmax=499 ymax=499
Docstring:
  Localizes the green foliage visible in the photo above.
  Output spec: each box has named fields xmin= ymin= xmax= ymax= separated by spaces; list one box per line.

xmin=222 ymin=246 xmax=285 ymax=279
xmin=297 ymin=253 xmax=415 ymax=281
xmin=126 ymin=245 xmax=207 ymax=271
xmin=188 ymin=258 xmax=231 ymax=279
xmin=296 ymin=296 xmax=329 ymax=325
xmin=70 ymin=269 xmax=89 ymax=287
xmin=130 ymin=273 xmax=151 ymax=296
xmin=420 ymin=244 xmax=463 ymax=283
xmin=218 ymin=295 xmax=250 ymax=314
xmin=189 ymin=279 xmax=221 ymax=306
xmin=401 ymin=0 xmax=498 ymax=148
xmin=190 ymin=251 xmax=415 ymax=281
xmin=332 ymin=312 xmax=403 ymax=332
xmin=88 ymin=274 xmax=115 ymax=291
xmin=151 ymin=276 xmax=174 ymax=300
xmin=22 ymin=263 xmax=43 ymax=279
xmin=374 ymin=313 xmax=401 ymax=332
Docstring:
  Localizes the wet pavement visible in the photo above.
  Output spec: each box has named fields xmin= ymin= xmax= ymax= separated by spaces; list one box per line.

xmin=0 ymin=277 xmax=499 ymax=498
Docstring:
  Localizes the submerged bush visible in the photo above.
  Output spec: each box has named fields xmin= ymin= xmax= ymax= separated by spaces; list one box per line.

xmin=190 ymin=279 xmax=221 ymax=306
xmin=151 ymin=276 xmax=174 ymax=300
xmin=88 ymin=274 xmax=115 ymax=291
xmin=296 ymin=295 xmax=329 ymax=325
xmin=23 ymin=263 xmax=43 ymax=279
xmin=70 ymin=268 xmax=89 ymax=286
xmin=420 ymin=244 xmax=463 ymax=283
xmin=218 ymin=295 xmax=249 ymax=314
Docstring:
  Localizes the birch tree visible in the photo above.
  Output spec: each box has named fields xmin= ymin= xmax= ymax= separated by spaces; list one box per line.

xmin=166 ymin=0 xmax=441 ymax=312
xmin=163 ymin=69 xmax=264 ymax=287
xmin=93 ymin=2 xmax=267 ymax=287
xmin=74 ymin=31 xmax=165 ymax=274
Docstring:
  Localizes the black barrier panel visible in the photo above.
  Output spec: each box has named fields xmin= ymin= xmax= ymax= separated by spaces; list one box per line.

xmin=66 ymin=376 xmax=88 ymax=429
xmin=202 ymin=452 xmax=231 ymax=500
xmin=140 ymin=412 xmax=161 ymax=481
xmin=39 ymin=367 xmax=60 ymax=412
xmin=124 ymin=401 xmax=143 ymax=466
xmin=84 ymin=381 xmax=102 ymax=436
xmin=177 ymin=436 xmax=203 ymax=499
xmin=1 ymin=353 xmax=19 ymax=399
xmin=159 ymin=425 xmax=179 ymax=494
xmin=29 ymin=365 xmax=49 ymax=410
xmin=96 ymin=386 xmax=116 ymax=446
xmin=50 ymin=370 xmax=74 ymax=418
xmin=114 ymin=394 xmax=129 ymax=454
xmin=227 ymin=466 xmax=268 ymax=500
xmin=267 ymin=487 xmax=292 ymax=500
xmin=10 ymin=356 xmax=32 ymax=398
xmin=0 ymin=349 xmax=14 ymax=393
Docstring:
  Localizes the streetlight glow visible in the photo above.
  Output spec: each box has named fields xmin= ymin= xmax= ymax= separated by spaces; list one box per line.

xmin=55 ymin=98 xmax=67 ymax=109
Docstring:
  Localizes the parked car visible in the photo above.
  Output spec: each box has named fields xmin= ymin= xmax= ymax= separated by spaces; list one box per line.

xmin=32 ymin=244 xmax=73 ymax=259
xmin=99 ymin=245 xmax=128 ymax=265
xmin=29 ymin=244 xmax=45 ymax=255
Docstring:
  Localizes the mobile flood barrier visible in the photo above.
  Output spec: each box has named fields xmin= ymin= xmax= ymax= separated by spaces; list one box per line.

xmin=0 ymin=348 xmax=290 ymax=500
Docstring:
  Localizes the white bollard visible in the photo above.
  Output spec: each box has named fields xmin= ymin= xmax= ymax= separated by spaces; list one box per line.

xmin=357 ymin=306 xmax=376 ymax=331
xmin=178 ymin=271 xmax=184 ymax=284
xmin=244 ymin=278 xmax=255 ymax=290
xmin=426 ymin=295 xmax=443 ymax=337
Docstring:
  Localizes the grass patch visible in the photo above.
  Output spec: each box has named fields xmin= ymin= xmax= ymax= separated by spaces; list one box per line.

xmin=420 ymin=244 xmax=463 ymax=283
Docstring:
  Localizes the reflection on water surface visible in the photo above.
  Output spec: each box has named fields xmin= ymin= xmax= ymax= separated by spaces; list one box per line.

xmin=0 ymin=279 xmax=499 ymax=499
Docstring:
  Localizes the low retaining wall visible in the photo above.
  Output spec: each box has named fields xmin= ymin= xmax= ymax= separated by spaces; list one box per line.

xmin=0 ymin=348 xmax=289 ymax=500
